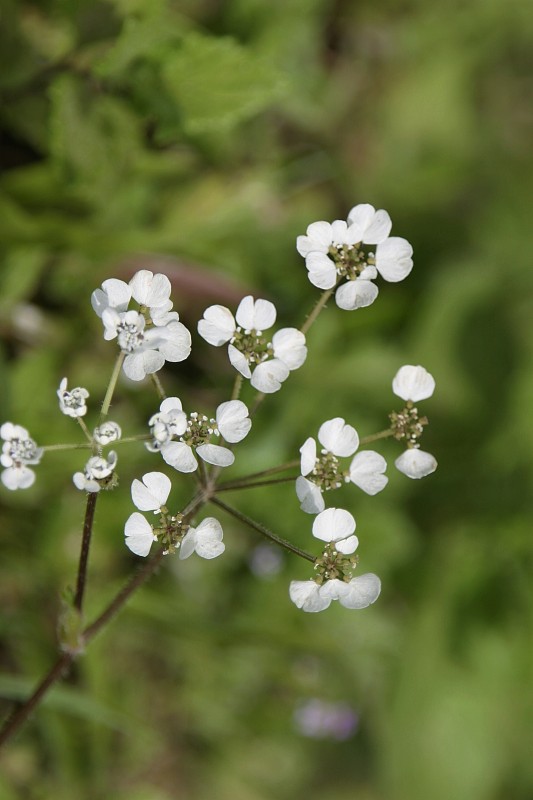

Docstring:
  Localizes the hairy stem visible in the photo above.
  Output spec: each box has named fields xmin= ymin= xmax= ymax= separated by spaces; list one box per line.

xmin=360 ymin=429 xmax=394 ymax=445
xmin=300 ymin=286 xmax=336 ymax=336
xmin=215 ymin=475 xmax=299 ymax=492
xmin=150 ymin=372 xmax=166 ymax=402
xmin=73 ymin=492 xmax=98 ymax=612
xmin=100 ymin=352 xmax=125 ymax=420
xmin=217 ymin=459 xmax=300 ymax=489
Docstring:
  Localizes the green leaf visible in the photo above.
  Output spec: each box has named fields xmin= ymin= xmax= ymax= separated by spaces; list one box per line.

xmin=162 ymin=32 xmax=287 ymax=134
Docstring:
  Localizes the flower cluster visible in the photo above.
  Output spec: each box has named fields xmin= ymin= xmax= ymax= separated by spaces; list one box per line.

xmin=198 ymin=295 xmax=307 ymax=393
xmin=73 ymin=451 xmax=117 ymax=493
xmin=1 ymin=423 xmax=43 ymax=490
xmin=297 ymin=203 xmax=413 ymax=310
xmin=57 ymin=378 xmax=89 ymax=418
xmin=289 ymin=509 xmax=381 ymax=612
xmin=124 ymin=472 xmax=225 ymax=559
xmin=390 ymin=365 xmax=437 ymax=479
xmin=147 ymin=397 xmax=251 ymax=472
xmin=296 ymin=417 xmax=388 ymax=514
xmin=92 ymin=270 xmax=191 ymax=381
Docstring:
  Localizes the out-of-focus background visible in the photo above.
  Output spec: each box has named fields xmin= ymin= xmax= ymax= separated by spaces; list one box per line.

xmin=1 ymin=1 xmax=532 ymax=798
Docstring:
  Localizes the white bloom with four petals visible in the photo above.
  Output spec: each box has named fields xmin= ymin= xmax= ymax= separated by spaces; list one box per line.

xmin=392 ymin=365 xmax=437 ymax=479
xmin=289 ymin=574 xmax=381 ymax=613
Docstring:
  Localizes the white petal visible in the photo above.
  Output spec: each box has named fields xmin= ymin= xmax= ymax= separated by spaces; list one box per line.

xmin=1 ymin=466 xmax=35 ymax=490
xmin=319 ymin=578 xmax=351 ymax=601
xmin=305 ymin=253 xmax=337 ymax=289
xmin=335 ymin=535 xmax=359 ymax=554
xmin=216 ymin=400 xmax=251 ymax=443
xmin=318 ymin=418 xmax=359 ymax=457
xmin=236 ymin=296 xmax=276 ymax=331
xmin=335 ymin=279 xmax=379 ymax=310
xmin=340 ymin=574 xmax=381 ymax=609
xmin=197 ymin=305 xmax=236 ymax=345
xmin=362 ymin=209 xmax=392 ymax=244
xmin=228 ymin=344 xmax=252 ymax=378
xmin=125 ymin=512 xmax=156 ymax=557
xmin=196 ymin=443 xmax=235 ymax=467
xmin=160 ymin=396 xmax=183 ymax=414
xmin=392 ymin=365 xmax=436 ymax=402
xmin=289 ymin=580 xmax=331 ymax=612
xmin=375 ymin=237 xmax=413 ymax=282
xmin=91 ymin=279 xmax=131 ymax=317
xmin=156 ymin=322 xmax=191 ymax=362
xmin=300 ymin=438 xmax=316 ymax=476
xmin=395 ymin=449 xmax=437 ymax=479
xmin=161 ymin=442 xmax=198 ymax=473
xmin=195 ymin=539 xmax=225 ymax=559
xmin=1 ymin=422 xmax=28 ymax=440
xmin=272 ymin=328 xmax=307 ymax=370
xmin=131 ymin=471 xmax=171 ymax=511
xmin=349 ymin=451 xmax=388 ymax=495
xmin=251 ymin=359 xmax=290 ymax=393
xmin=194 ymin=517 xmax=225 ymax=559
xmin=178 ymin=529 xmax=197 ymax=559
xmin=296 ymin=476 xmax=325 ymax=514
xmin=296 ymin=221 xmax=333 ymax=256
xmin=130 ymin=270 xmax=171 ymax=307
xmin=312 ymin=507 xmax=356 ymax=543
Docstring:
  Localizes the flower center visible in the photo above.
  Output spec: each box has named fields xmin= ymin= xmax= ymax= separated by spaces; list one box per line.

xmin=154 ymin=512 xmax=188 ymax=555
xmin=309 ymin=450 xmax=344 ymax=491
xmin=389 ymin=402 xmax=428 ymax=448
xmin=314 ymin=542 xmax=359 ymax=584
xmin=6 ymin=437 xmax=39 ymax=464
xmin=181 ymin=412 xmax=218 ymax=447
xmin=328 ymin=243 xmax=375 ymax=280
xmin=231 ymin=328 xmax=272 ymax=365
xmin=62 ymin=389 xmax=85 ymax=411
xmin=117 ymin=321 xmax=145 ymax=353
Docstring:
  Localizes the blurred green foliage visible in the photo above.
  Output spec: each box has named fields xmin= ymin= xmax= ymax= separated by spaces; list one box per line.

xmin=1 ymin=0 xmax=533 ymax=798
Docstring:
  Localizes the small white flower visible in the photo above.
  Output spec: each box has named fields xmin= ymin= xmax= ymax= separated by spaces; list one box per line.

xmin=297 ymin=417 xmax=387 ymax=513
xmin=124 ymin=512 xmax=157 ymax=557
xmin=131 ymin=471 xmax=171 ymax=513
xmin=391 ymin=364 xmax=437 ymax=479
xmin=93 ymin=421 xmax=122 ymax=445
xmin=198 ymin=295 xmax=307 ymax=393
xmin=149 ymin=398 xmax=251 ymax=473
xmin=91 ymin=278 xmax=131 ymax=318
xmin=57 ymin=377 xmax=89 ymax=418
xmin=296 ymin=203 xmax=413 ymax=311
xmin=73 ymin=451 xmax=117 ymax=493
xmin=1 ymin=422 xmax=43 ymax=490
xmin=312 ymin=508 xmax=358 ymax=554
xmin=179 ymin=517 xmax=225 ymax=560
xmin=129 ymin=270 xmax=172 ymax=310
xmin=289 ymin=574 xmax=381 ymax=612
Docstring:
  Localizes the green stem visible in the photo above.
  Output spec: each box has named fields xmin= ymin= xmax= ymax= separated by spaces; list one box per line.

xmin=150 ymin=372 xmax=166 ymax=402
xmin=100 ymin=352 xmax=125 ymax=420
xmin=231 ymin=373 xmax=243 ymax=401
xmin=76 ymin=417 xmax=93 ymax=445
xmin=42 ymin=443 xmax=93 ymax=452
xmin=215 ymin=475 xmax=299 ymax=492
xmin=217 ymin=459 xmax=300 ymax=489
xmin=360 ymin=429 xmax=394 ymax=445
xmin=210 ymin=497 xmax=316 ymax=563
xmin=300 ymin=286 xmax=336 ymax=336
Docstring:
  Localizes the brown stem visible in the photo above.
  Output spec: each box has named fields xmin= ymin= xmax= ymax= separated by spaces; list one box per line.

xmin=74 ymin=492 xmax=98 ymax=612
xmin=215 ymin=475 xmax=299 ymax=492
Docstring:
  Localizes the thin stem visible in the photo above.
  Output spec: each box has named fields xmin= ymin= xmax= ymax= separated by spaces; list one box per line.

xmin=76 ymin=417 xmax=93 ymax=445
xmin=215 ymin=475 xmax=299 ymax=492
xmin=360 ymin=429 xmax=394 ymax=445
xmin=230 ymin=373 xmax=243 ymax=401
xmin=211 ymin=497 xmax=316 ymax=563
xmin=100 ymin=352 xmax=125 ymax=420
xmin=150 ymin=372 xmax=166 ymax=402
xmin=42 ymin=443 xmax=93 ymax=452
xmin=73 ymin=492 xmax=98 ymax=612
xmin=300 ymin=286 xmax=336 ymax=336
xmin=217 ymin=459 xmax=300 ymax=489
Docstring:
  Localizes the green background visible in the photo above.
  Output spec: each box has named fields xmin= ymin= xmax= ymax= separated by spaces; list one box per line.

xmin=1 ymin=0 xmax=532 ymax=797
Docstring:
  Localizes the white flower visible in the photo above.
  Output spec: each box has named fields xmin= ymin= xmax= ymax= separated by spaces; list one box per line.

xmin=391 ymin=364 xmax=437 ymax=479
xmin=73 ymin=451 xmax=117 ymax=493
xmin=179 ymin=517 xmax=225 ymax=560
xmin=296 ymin=417 xmax=387 ymax=513
xmin=129 ymin=270 xmax=171 ymax=310
xmin=289 ymin=574 xmax=381 ymax=612
xmin=296 ymin=203 xmax=413 ymax=311
xmin=57 ymin=377 xmax=89 ymax=418
xmin=102 ymin=308 xmax=191 ymax=381
xmin=91 ymin=278 xmax=131 ymax=318
xmin=131 ymin=471 xmax=171 ymax=513
xmin=148 ymin=397 xmax=251 ymax=473
xmin=198 ymin=295 xmax=307 ymax=393
xmin=392 ymin=364 xmax=435 ymax=402
xmin=312 ymin=507 xmax=358 ymax=554
xmin=1 ymin=422 xmax=43 ymax=490
xmin=93 ymin=421 xmax=122 ymax=445
xmin=124 ymin=512 xmax=157 ymax=557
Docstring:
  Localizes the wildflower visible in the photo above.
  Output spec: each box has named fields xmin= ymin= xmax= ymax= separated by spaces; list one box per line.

xmin=179 ymin=517 xmax=225 ymax=560
xmin=297 ymin=203 xmax=413 ymax=311
xmin=390 ymin=365 xmax=437 ymax=479
xmin=93 ymin=421 xmax=122 ymax=446
xmin=0 ymin=422 xmax=43 ymax=490
xmin=57 ymin=377 xmax=89 ymax=418
xmin=296 ymin=417 xmax=387 ymax=513
xmin=124 ymin=471 xmax=172 ymax=556
xmin=289 ymin=508 xmax=381 ymax=612
xmin=147 ymin=397 xmax=251 ymax=473
xmin=73 ymin=452 xmax=117 ymax=493
xmin=124 ymin=513 xmax=157 ymax=557
xmin=198 ymin=295 xmax=307 ymax=393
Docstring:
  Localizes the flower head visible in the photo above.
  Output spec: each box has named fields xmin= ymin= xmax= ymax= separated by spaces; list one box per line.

xmin=1 ymin=422 xmax=43 ymax=490
xmin=147 ymin=397 xmax=251 ymax=473
xmin=57 ymin=377 xmax=89 ymax=418
xmin=93 ymin=421 xmax=121 ymax=446
xmin=73 ymin=451 xmax=117 ymax=493
xmin=198 ymin=296 xmax=307 ymax=393
xmin=296 ymin=417 xmax=387 ymax=513
xmin=390 ymin=365 xmax=437 ymax=479
xmin=297 ymin=204 xmax=413 ymax=311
